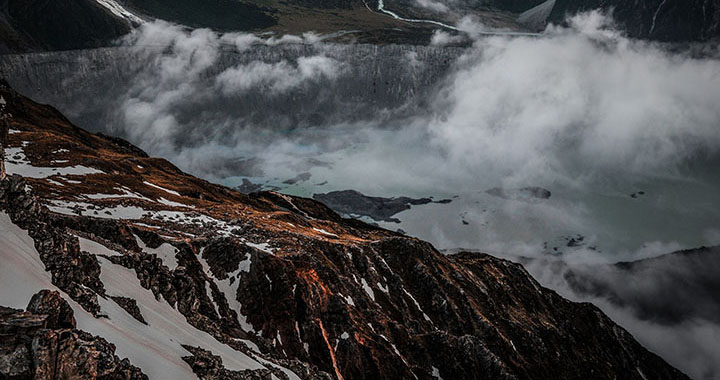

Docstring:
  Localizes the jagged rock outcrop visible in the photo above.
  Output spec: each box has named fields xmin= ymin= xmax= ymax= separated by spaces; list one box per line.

xmin=0 ymin=82 xmax=690 ymax=379
xmin=27 ymin=290 xmax=77 ymax=329
xmin=0 ymin=290 xmax=147 ymax=380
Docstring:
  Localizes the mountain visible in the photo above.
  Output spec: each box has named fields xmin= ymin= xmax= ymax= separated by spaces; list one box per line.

xmin=559 ymin=246 xmax=720 ymax=325
xmin=560 ymin=0 xmax=720 ymax=42
xmin=0 ymin=81 xmax=690 ymax=379
xmin=0 ymin=0 xmax=135 ymax=53
xmin=499 ymin=0 xmax=720 ymax=42
xmin=1 ymin=0 xmax=718 ymax=53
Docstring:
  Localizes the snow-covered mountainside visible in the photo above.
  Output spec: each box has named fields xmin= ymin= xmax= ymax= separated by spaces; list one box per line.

xmin=0 ymin=81 xmax=691 ymax=379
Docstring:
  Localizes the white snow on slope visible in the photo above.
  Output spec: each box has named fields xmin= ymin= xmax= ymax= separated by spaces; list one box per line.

xmin=0 ymin=211 xmax=57 ymax=308
xmin=244 ymin=240 xmax=275 ymax=254
xmin=144 ymin=181 xmax=181 ymax=197
xmin=403 ymin=288 xmax=432 ymax=322
xmin=77 ymin=236 xmax=122 ymax=257
xmin=94 ymin=0 xmax=144 ymax=24
xmin=313 ymin=227 xmax=338 ymax=237
xmin=361 ymin=278 xmax=375 ymax=301
xmin=46 ymin=200 xmax=239 ymax=236
xmin=432 ymin=366 xmax=443 ymax=379
xmin=158 ymin=197 xmax=195 ymax=208
xmin=5 ymin=147 xmax=104 ymax=179
xmin=135 ymin=235 xmax=179 ymax=270
xmin=197 ymin=249 xmax=256 ymax=333
xmin=84 ymin=187 xmax=152 ymax=201
xmin=47 ymin=200 xmax=147 ymax=219
xmin=96 ymin=255 xmax=267 ymax=377
xmin=45 ymin=178 xmax=65 ymax=187
xmin=517 ymin=0 xmax=556 ymax=30
xmin=0 ymin=211 xmax=270 ymax=380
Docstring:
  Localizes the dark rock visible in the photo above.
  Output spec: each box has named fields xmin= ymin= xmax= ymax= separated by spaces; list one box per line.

xmin=237 ymin=178 xmax=264 ymax=194
xmin=110 ymin=296 xmax=147 ymax=325
xmin=0 ymin=0 xmax=132 ymax=53
xmin=26 ymin=290 xmax=76 ymax=329
xmin=181 ymin=345 xmax=276 ymax=380
xmin=313 ymin=190 xmax=436 ymax=222
xmin=631 ymin=191 xmax=646 ymax=198
xmin=283 ymin=172 xmax=312 ymax=185
xmin=0 ymin=291 xmax=147 ymax=380
xmin=486 ymin=186 xmax=552 ymax=200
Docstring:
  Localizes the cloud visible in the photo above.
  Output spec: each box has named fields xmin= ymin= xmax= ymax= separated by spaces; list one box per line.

xmin=216 ymin=55 xmax=342 ymax=95
xmin=414 ymin=0 xmax=449 ymax=13
xmin=430 ymin=30 xmax=464 ymax=46
xmin=108 ymin=14 xmax=720 ymax=193
xmin=112 ymin=21 xmax=344 ymax=158
xmin=523 ymin=246 xmax=720 ymax=380
xmin=428 ymin=12 xmax=720 ymax=187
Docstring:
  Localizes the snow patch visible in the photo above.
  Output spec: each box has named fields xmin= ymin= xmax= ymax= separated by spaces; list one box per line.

xmin=403 ymin=288 xmax=432 ymax=322
xmin=144 ymin=181 xmax=181 ymax=196
xmin=245 ymin=240 xmax=275 ymax=254
xmin=198 ymin=249 xmax=255 ymax=333
xmin=96 ymin=255 xmax=266 ymax=377
xmin=432 ymin=366 xmax=443 ymax=380
xmin=135 ymin=235 xmax=179 ymax=270
xmin=84 ymin=187 xmax=152 ymax=201
xmin=313 ymin=227 xmax=338 ymax=237
xmin=77 ymin=236 xmax=122 ymax=257
xmin=5 ymin=147 xmax=104 ymax=179
xmin=94 ymin=0 xmax=144 ymax=23
xmin=45 ymin=178 xmax=64 ymax=187
xmin=158 ymin=197 xmax=195 ymax=208
xmin=377 ymin=281 xmax=389 ymax=294
xmin=361 ymin=278 xmax=375 ymax=301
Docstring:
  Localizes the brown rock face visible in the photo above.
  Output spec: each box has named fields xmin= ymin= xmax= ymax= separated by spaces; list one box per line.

xmin=0 ymin=291 xmax=147 ymax=380
xmin=27 ymin=290 xmax=76 ymax=329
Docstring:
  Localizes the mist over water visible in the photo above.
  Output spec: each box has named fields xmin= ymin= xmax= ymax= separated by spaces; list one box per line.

xmin=3 ymin=11 xmax=720 ymax=378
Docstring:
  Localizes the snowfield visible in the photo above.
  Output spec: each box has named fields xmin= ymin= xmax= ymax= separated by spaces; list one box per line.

xmin=0 ymin=211 xmax=300 ymax=380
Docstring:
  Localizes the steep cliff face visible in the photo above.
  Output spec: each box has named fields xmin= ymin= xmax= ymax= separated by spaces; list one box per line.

xmin=0 ymin=44 xmax=462 ymax=136
xmin=483 ymin=0 xmax=720 ymax=41
xmin=552 ymin=0 xmax=720 ymax=42
xmin=0 ymin=81 xmax=690 ymax=379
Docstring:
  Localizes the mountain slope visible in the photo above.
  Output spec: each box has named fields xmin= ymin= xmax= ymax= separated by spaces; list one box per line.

xmin=490 ymin=0 xmax=720 ymax=42
xmin=0 ymin=80 xmax=690 ymax=379
xmin=0 ymin=0 xmax=136 ymax=53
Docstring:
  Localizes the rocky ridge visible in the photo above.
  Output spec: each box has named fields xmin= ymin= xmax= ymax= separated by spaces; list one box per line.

xmin=0 ymin=81 xmax=690 ymax=379
xmin=0 ymin=290 xmax=146 ymax=380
